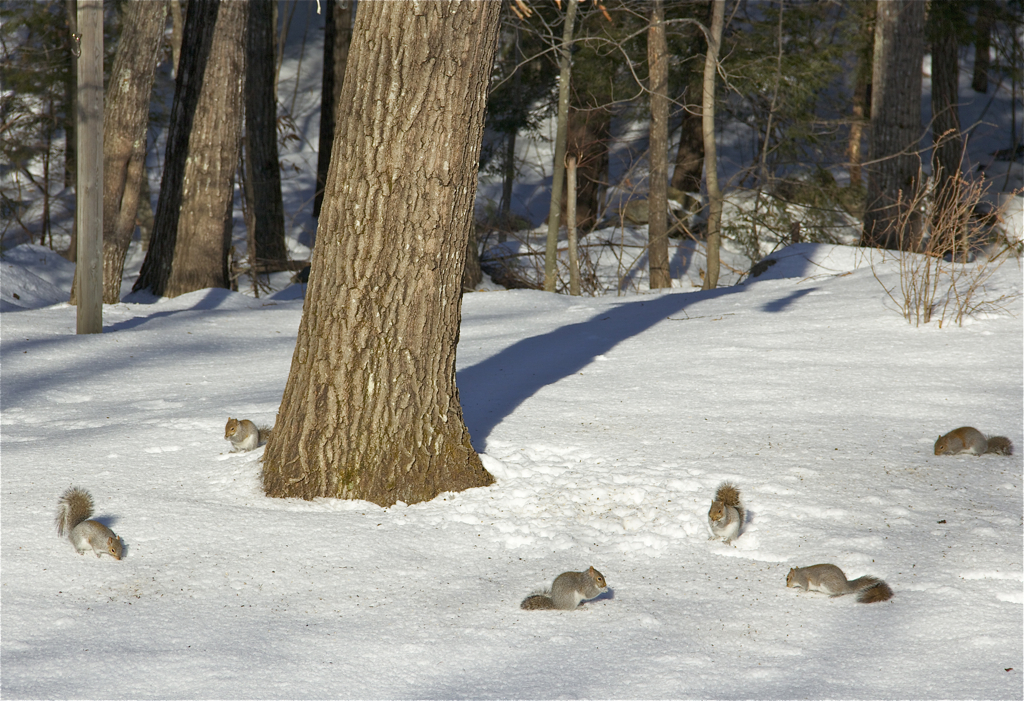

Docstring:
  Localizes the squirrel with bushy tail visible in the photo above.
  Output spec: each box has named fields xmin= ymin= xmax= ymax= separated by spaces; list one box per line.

xmin=55 ymin=487 xmax=123 ymax=560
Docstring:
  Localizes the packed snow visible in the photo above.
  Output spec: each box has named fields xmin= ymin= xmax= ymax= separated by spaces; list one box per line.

xmin=3 ymin=6 xmax=1023 ymax=698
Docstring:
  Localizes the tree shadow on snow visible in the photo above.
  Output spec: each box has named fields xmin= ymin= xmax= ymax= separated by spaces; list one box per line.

xmin=457 ymin=288 xmax=738 ymax=449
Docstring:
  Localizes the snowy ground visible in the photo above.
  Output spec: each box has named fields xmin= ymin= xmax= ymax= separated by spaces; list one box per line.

xmin=2 ymin=242 xmax=1022 ymax=698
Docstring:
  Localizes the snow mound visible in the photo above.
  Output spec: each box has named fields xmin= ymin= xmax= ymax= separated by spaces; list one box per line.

xmin=0 ymin=244 xmax=75 ymax=312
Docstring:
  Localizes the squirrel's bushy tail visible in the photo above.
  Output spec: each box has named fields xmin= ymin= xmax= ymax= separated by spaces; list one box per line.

xmin=850 ymin=576 xmax=893 ymax=603
xmin=55 ymin=486 xmax=93 ymax=538
xmin=986 ymin=436 xmax=1013 ymax=455
xmin=520 ymin=594 xmax=556 ymax=610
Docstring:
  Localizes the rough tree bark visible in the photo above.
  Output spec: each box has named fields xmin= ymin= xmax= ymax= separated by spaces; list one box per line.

xmin=313 ymin=0 xmax=353 ymax=219
xmin=133 ymin=0 xmax=248 ymax=297
xmin=647 ymin=0 xmax=670 ymax=289
xmin=261 ymin=0 xmax=500 ymax=506
xmin=70 ymin=0 xmax=167 ymax=305
xmin=245 ymin=0 xmax=287 ymax=263
xmin=701 ymin=0 xmax=724 ymax=290
xmin=861 ymin=0 xmax=925 ymax=250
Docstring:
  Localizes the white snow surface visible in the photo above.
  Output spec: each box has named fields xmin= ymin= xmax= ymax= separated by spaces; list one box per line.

xmin=2 ymin=243 xmax=1022 ymax=698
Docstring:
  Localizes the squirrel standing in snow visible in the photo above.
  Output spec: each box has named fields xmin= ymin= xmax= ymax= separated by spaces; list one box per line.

xmin=520 ymin=566 xmax=608 ymax=610
xmin=708 ymin=482 xmax=745 ymax=543
xmin=224 ymin=417 xmax=272 ymax=452
xmin=55 ymin=487 xmax=123 ymax=560
xmin=934 ymin=426 xmax=1013 ymax=456
xmin=787 ymin=564 xmax=892 ymax=603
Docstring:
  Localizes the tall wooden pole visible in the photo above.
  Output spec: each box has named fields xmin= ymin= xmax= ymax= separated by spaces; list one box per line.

xmin=76 ymin=0 xmax=103 ymax=333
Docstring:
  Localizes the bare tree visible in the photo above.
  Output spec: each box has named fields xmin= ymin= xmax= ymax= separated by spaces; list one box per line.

xmin=313 ymin=0 xmax=353 ymax=220
xmin=929 ymin=2 xmax=965 ymax=238
xmin=647 ymin=0 xmax=670 ymax=289
xmin=70 ymin=0 xmax=167 ymax=305
xmin=245 ymin=0 xmax=287 ymax=264
xmin=544 ymin=0 xmax=577 ymax=292
xmin=133 ymin=0 xmax=248 ymax=297
xmin=701 ymin=0 xmax=725 ymax=290
xmin=861 ymin=0 xmax=925 ymax=250
xmin=261 ymin=0 xmax=500 ymax=506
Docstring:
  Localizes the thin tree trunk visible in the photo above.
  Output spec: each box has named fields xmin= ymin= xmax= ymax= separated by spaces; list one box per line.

xmin=245 ymin=0 xmax=287 ymax=263
xmin=847 ymin=0 xmax=874 ymax=191
xmin=567 ymin=155 xmax=580 ymax=296
xmin=313 ymin=0 xmax=353 ymax=219
xmin=564 ymin=107 xmax=609 ymax=232
xmin=862 ymin=0 xmax=925 ymax=250
xmin=544 ymin=0 xmax=577 ymax=293
xmin=671 ymin=108 xmax=704 ymax=193
xmin=972 ymin=0 xmax=994 ymax=93
xmin=72 ymin=1 xmax=166 ymax=305
xmin=64 ymin=0 xmax=78 ymax=261
xmin=648 ymin=0 xmax=670 ymax=290
xmin=133 ymin=0 xmax=248 ymax=297
xmin=930 ymin=3 xmax=964 ymax=242
xmin=262 ymin=0 xmax=500 ymax=506
xmin=701 ymin=0 xmax=725 ymax=290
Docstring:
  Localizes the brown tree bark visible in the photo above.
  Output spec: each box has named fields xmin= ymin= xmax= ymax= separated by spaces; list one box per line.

xmin=671 ymin=109 xmax=703 ymax=193
xmin=930 ymin=3 xmax=964 ymax=236
xmin=133 ymin=0 xmax=247 ymax=297
xmin=261 ymin=0 xmax=500 ymax=506
xmin=861 ymin=0 xmax=925 ymax=250
xmin=313 ymin=0 xmax=353 ymax=219
xmin=647 ymin=0 xmax=670 ymax=289
xmin=245 ymin=0 xmax=287 ymax=263
xmin=71 ymin=1 xmax=167 ymax=305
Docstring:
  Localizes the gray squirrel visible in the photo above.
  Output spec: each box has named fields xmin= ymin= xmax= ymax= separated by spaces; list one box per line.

xmin=55 ymin=487 xmax=123 ymax=560
xmin=520 ymin=567 xmax=608 ymax=610
xmin=224 ymin=417 xmax=272 ymax=452
xmin=934 ymin=427 xmax=1013 ymax=456
xmin=708 ymin=482 xmax=744 ymax=543
xmin=786 ymin=564 xmax=892 ymax=603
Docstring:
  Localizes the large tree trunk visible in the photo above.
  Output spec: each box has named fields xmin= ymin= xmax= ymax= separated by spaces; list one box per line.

xmin=133 ymin=0 xmax=248 ymax=297
xmin=701 ymin=0 xmax=725 ymax=290
xmin=930 ymin=3 xmax=964 ymax=239
xmin=245 ymin=0 xmax=287 ymax=263
xmin=262 ymin=0 xmax=500 ymax=506
xmin=313 ymin=0 xmax=353 ymax=219
xmin=861 ymin=0 xmax=925 ymax=250
xmin=71 ymin=1 xmax=166 ymax=305
xmin=647 ymin=0 xmax=670 ymax=289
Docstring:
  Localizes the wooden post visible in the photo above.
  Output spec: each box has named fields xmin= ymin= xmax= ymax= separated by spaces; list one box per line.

xmin=566 ymin=155 xmax=580 ymax=296
xmin=76 ymin=0 xmax=102 ymax=333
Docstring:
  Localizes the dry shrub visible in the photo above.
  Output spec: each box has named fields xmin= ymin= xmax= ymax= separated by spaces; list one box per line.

xmin=871 ymin=171 xmax=1021 ymax=327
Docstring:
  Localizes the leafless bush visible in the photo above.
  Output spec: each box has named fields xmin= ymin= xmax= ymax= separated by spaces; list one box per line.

xmin=871 ymin=171 xmax=1021 ymax=327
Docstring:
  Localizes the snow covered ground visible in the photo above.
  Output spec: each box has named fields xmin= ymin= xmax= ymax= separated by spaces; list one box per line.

xmin=3 ymin=6 xmax=1023 ymax=698
xmin=2 ymin=242 xmax=1022 ymax=698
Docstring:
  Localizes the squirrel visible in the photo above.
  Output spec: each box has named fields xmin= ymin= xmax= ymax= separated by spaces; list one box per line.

xmin=934 ymin=426 xmax=1013 ymax=456
xmin=224 ymin=417 xmax=272 ymax=452
xmin=708 ymin=482 xmax=745 ymax=543
xmin=520 ymin=566 xmax=608 ymax=610
xmin=787 ymin=564 xmax=892 ymax=603
xmin=55 ymin=487 xmax=123 ymax=560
